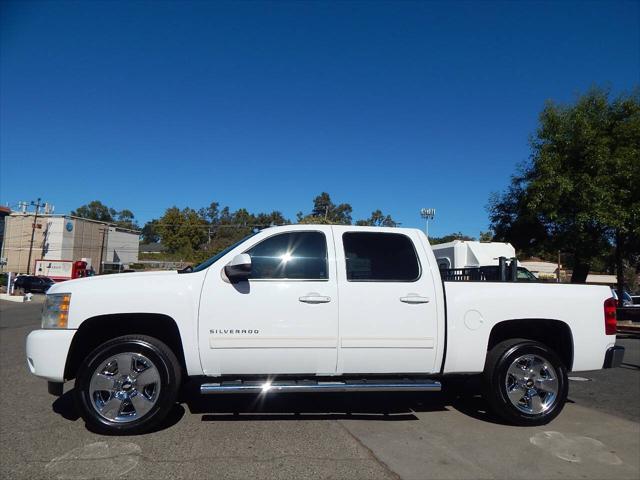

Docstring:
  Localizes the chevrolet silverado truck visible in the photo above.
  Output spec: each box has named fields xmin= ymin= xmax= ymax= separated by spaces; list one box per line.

xmin=26 ymin=225 xmax=625 ymax=434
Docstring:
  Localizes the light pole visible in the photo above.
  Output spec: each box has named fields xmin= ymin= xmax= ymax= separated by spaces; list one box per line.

xmin=26 ymin=198 xmax=43 ymax=275
xmin=420 ymin=208 xmax=436 ymax=238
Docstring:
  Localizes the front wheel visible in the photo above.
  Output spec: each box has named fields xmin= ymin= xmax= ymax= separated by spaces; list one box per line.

xmin=483 ymin=339 xmax=568 ymax=426
xmin=74 ymin=335 xmax=182 ymax=434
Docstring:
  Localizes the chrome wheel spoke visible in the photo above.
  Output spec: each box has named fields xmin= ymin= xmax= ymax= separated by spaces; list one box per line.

xmin=115 ymin=354 xmax=133 ymax=376
xmin=136 ymin=367 xmax=160 ymax=389
xmin=130 ymin=392 xmax=154 ymax=417
xmin=529 ymin=392 xmax=543 ymax=413
xmin=530 ymin=356 xmax=544 ymax=372
xmin=536 ymin=377 xmax=558 ymax=394
xmin=90 ymin=373 xmax=115 ymax=394
xmin=507 ymin=363 xmax=526 ymax=380
xmin=506 ymin=384 xmax=526 ymax=404
xmin=100 ymin=396 xmax=124 ymax=420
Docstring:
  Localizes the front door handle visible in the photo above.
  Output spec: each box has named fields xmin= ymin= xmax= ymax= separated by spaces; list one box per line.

xmin=299 ymin=295 xmax=331 ymax=304
xmin=400 ymin=295 xmax=430 ymax=304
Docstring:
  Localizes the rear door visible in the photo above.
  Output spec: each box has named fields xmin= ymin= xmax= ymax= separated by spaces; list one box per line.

xmin=334 ymin=228 xmax=440 ymax=374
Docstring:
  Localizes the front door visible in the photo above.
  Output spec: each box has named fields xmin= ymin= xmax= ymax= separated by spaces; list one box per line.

xmin=333 ymin=228 xmax=440 ymax=374
xmin=198 ymin=227 xmax=338 ymax=376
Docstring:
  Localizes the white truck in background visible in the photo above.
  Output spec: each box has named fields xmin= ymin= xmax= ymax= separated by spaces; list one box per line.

xmin=432 ymin=240 xmax=517 ymax=270
xmin=26 ymin=225 xmax=624 ymax=434
xmin=432 ymin=240 xmax=537 ymax=282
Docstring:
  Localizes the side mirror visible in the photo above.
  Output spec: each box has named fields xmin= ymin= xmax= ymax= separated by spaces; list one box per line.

xmin=224 ymin=254 xmax=252 ymax=282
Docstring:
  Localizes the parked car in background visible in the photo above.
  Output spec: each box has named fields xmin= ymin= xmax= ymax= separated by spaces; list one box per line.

xmin=611 ymin=289 xmax=638 ymax=307
xmin=14 ymin=275 xmax=55 ymax=293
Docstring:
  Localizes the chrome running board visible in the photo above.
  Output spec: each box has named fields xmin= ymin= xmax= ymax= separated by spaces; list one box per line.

xmin=200 ymin=378 xmax=441 ymax=395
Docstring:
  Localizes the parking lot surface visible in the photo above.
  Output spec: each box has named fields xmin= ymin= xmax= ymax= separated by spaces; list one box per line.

xmin=1 ymin=299 xmax=639 ymax=479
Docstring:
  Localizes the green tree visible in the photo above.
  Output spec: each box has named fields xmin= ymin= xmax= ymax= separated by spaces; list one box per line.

xmin=255 ymin=211 xmax=288 ymax=226
xmin=429 ymin=232 xmax=475 ymax=245
xmin=356 ymin=209 xmax=398 ymax=227
xmin=479 ymin=231 xmax=493 ymax=242
xmin=489 ymin=87 xmax=640 ymax=293
xmin=298 ymin=192 xmax=353 ymax=224
xmin=156 ymin=207 xmax=208 ymax=255
xmin=198 ymin=202 xmax=220 ymax=224
xmin=72 ymin=201 xmax=139 ymax=230
xmin=114 ymin=209 xmax=139 ymax=230
xmin=141 ymin=219 xmax=160 ymax=243
xmin=71 ymin=200 xmax=116 ymax=222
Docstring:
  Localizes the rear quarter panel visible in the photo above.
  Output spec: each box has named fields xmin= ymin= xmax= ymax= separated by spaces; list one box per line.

xmin=443 ymin=282 xmax=614 ymax=373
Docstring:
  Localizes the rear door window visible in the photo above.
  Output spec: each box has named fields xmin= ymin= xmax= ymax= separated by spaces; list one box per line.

xmin=343 ymin=232 xmax=420 ymax=281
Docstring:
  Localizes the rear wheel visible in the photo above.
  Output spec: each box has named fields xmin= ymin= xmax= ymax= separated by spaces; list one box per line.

xmin=483 ymin=338 xmax=568 ymax=426
xmin=74 ymin=335 xmax=182 ymax=434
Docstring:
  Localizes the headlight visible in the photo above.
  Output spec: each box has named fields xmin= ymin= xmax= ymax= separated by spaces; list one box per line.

xmin=42 ymin=293 xmax=71 ymax=328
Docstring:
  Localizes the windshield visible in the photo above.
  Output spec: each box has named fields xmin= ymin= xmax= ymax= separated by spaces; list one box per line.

xmin=191 ymin=232 xmax=257 ymax=273
xmin=517 ymin=267 xmax=537 ymax=281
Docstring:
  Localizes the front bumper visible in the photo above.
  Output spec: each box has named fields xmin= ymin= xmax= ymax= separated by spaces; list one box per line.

xmin=603 ymin=346 xmax=625 ymax=369
xmin=26 ymin=329 xmax=76 ymax=382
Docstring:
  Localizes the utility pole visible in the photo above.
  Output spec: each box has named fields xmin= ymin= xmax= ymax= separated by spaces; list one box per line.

xmin=26 ymin=198 xmax=43 ymax=275
xmin=99 ymin=227 xmax=108 ymax=274
xmin=420 ymin=208 xmax=436 ymax=238
xmin=557 ymin=250 xmax=561 ymax=283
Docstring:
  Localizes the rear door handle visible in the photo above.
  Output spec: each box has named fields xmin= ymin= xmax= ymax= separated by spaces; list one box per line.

xmin=400 ymin=295 xmax=430 ymax=304
xmin=299 ymin=295 xmax=332 ymax=304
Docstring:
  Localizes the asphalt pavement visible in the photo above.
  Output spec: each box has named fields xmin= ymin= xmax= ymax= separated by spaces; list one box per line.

xmin=1 ymin=299 xmax=639 ymax=479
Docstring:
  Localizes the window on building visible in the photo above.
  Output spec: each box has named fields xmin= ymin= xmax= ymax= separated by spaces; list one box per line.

xmin=343 ymin=232 xmax=420 ymax=281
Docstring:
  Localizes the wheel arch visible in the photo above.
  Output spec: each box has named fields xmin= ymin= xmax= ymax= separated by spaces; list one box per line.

xmin=64 ymin=313 xmax=187 ymax=381
xmin=487 ymin=318 xmax=574 ymax=371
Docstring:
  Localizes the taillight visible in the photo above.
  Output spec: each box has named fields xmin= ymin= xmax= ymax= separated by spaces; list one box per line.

xmin=604 ymin=297 xmax=617 ymax=335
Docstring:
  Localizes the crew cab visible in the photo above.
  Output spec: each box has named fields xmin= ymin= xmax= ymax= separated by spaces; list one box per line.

xmin=25 ymin=225 xmax=624 ymax=434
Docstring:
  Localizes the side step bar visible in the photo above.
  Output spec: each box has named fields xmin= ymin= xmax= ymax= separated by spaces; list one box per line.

xmin=200 ymin=379 xmax=441 ymax=395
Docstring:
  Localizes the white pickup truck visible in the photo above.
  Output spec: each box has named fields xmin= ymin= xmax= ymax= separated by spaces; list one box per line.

xmin=26 ymin=225 xmax=624 ymax=434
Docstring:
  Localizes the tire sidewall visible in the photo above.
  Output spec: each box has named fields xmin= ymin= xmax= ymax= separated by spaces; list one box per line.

xmin=75 ymin=338 xmax=178 ymax=434
xmin=490 ymin=341 xmax=568 ymax=425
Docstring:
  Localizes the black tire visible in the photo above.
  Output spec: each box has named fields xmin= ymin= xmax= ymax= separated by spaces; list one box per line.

xmin=483 ymin=338 xmax=568 ymax=426
xmin=74 ymin=335 xmax=182 ymax=435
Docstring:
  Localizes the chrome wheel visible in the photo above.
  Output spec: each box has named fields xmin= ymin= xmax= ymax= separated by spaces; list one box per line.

xmin=504 ymin=354 xmax=559 ymax=415
xmin=89 ymin=352 xmax=161 ymax=423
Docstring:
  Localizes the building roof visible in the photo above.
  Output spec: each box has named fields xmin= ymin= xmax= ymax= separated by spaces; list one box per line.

xmin=139 ymin=243 xmax=167 ymax=253
xmin=586 ymin=274 xmax=618 ymax=285
xmin=520 ymin=260 xmax=559 ymax=275
xmin=8 ymin=213 xmax=140 ymax=234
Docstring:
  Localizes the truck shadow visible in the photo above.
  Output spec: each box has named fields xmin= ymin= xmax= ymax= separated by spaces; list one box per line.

xmin=52 ymin=377 xmax=513 ymax=434
xmin=52 ymin=390 xmax=188 ymax=435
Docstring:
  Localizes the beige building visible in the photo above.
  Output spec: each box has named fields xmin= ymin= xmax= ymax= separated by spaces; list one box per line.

xmin=1 ymin=214 xmax=139 ymax=274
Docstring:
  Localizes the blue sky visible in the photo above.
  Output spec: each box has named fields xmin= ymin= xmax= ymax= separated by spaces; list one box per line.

xmin=1 ymin=1 xmax=638 ymax=237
